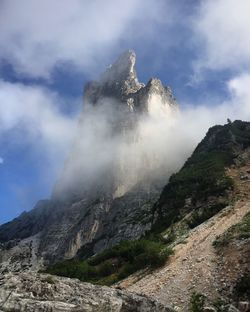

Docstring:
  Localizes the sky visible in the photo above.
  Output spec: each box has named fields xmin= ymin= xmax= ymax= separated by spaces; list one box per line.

xmin=1 ymin=0 xmax=250 ymax=224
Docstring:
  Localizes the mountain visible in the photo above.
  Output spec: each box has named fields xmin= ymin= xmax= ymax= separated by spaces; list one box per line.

xmin=0 ymin=50 xmax=178 ymax=270
xmin=45 ymin=120 xmax=250 ymax=311
xmin=116 ymin=121 xmax=250 ymax=310
xmin=0 ymin=51 xmax=249 ymax=311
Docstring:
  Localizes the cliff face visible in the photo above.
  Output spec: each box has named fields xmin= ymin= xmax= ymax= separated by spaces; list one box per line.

xmin=0 ymin=50 xmax=178 ymax=269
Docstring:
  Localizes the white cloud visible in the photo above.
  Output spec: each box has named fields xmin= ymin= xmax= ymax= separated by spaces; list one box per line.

xmin=227 ymin=73 xmax=250 ymax=118
xmin=0 ymin=80 xmax=78 ymax=166
xmin=181 ymin=73 xmax=250 ymax=139
xmin=193 ymin=0 xmax=250 ymax=73
xmin=0 ymin=0 xmax=169 ymax=78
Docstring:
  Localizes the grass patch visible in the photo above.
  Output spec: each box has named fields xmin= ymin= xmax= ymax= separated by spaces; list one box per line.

xmin=45 ymin=237 xmax=173 ymax=285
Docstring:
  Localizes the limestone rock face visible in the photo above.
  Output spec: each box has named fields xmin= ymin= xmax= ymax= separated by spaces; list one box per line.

xmin=84 ymin=50 xmax=144 ymax=104
xmin=0 ymin=272 xmax=173 ymax=312
xmin=0 ymin=50 xmax=178 ymax=268
xmin=83 ymin=50 xmax=176 ymax=113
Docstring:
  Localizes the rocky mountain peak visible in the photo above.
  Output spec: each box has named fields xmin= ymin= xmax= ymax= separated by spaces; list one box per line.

xmin=145 ymin=78 xmax=177 ymax=105
xmin=84 ymin=50 xmax=178 ymax=116
xmin=84 ymin=50 xmax=144 ymax=104
xmin=101 ymin=50 xmax=137 ymax=84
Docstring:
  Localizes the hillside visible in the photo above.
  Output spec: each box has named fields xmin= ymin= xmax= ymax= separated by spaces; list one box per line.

xmin=42 ymin=121 xmax=250 ymax=311
xmin=117 ymin=157 xmax=250 ymax=310
xmin=153 ymin=120 xmax=250 ymax=231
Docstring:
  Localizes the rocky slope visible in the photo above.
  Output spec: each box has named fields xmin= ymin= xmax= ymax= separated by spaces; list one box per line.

xmin=117 ymin=153 xmax=250 ymax=310
xmin=0 ymin=50 xmax=178 ymax=269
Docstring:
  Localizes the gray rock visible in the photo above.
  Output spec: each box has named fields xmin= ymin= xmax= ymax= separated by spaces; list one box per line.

xmin=0 ymin=272 xmax=173 ymax=312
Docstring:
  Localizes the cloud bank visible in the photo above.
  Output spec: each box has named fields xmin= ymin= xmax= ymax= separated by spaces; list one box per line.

xmin=0 ymin=80 xmax=78 ymax=169
xmin=193 ymin=0 xmax=250 ymax=73
xmin=0 ymin=0 xmax=169 ymax=79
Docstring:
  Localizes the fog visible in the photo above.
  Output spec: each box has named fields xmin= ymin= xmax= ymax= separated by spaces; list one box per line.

xmin=54 ymin=96 xmax=183 ymax=199
xmin=53 ymin=75 xmax=250 ymax=200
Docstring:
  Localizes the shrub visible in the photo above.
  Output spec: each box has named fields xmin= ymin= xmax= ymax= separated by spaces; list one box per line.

xmin=98 ymin=261 xmax=115 ymax=277
xmin=189 ymin=292 xmax=206 ymax=312
xmin=118 ymin=263 xmax=137 ymax=280
xmin=96 ymin=274 xmax=119 ymax=286
xmin=153 ymin=150 xmax=234 ymax=234
xmin=45 ymin=237 xmax=173 ymax=286
xmin=187 ymin=203 xmax=227 ymax=229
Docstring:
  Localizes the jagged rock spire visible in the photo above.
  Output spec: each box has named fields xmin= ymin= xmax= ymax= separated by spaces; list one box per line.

xmin=101 ymin=50 xmax=138 ymax=85
xmin=84 ymin=50 xmax=144 ymax=104
xmin=84 ymin=50 xmax=178 ymax=113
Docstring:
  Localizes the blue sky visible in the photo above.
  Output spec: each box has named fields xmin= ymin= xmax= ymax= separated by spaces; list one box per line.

xmin=1 ymin=0 xmax=250 ymax=224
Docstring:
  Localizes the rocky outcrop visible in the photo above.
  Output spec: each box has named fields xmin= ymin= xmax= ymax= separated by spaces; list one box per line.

xmin=0 ymin=234 xmax=42 ymax=274
xmin=0 ymin=272 xmax=173 ymax=312
xmin=0 ymin=50 xmax=178 ymax=267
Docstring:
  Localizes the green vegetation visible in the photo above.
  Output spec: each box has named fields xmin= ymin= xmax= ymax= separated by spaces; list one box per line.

xmin=154 ymin=120 xmax=250 ymax=233
xmin=153 ymin=151 xmax=234 ymax=233
xmin=189 ymin=292 xmax=231 ymax=312
xmin=45 ymin=237 xmax=173 ymax=285
xmin=229 ymin=120 xmax=250 ymax=149
xmin=187 ymin=202 xmax=228 ymax=229
xmin=213 ymin=212 xmax=250 ymax=247
xmin=166 ymin=151 xmax=233 ymax=207
xmin=189 ymin=292 xmax=206 ymax=312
